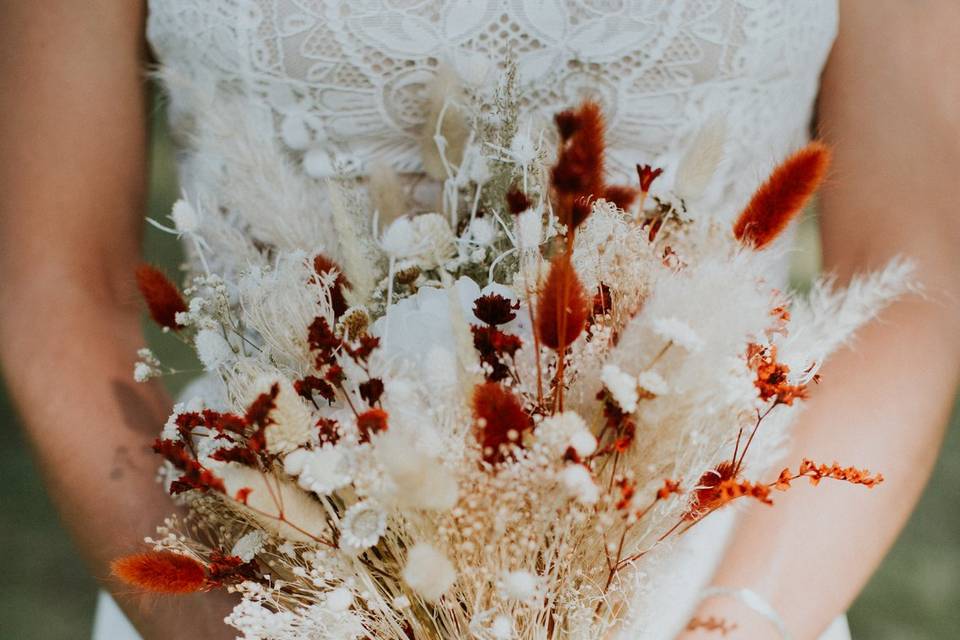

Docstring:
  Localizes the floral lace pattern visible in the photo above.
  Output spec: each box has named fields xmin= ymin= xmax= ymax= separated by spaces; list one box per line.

xmin=148 ymin=0 xmax=837 ymax=219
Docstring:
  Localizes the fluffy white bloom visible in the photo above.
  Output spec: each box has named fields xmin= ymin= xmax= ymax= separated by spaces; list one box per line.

xmin=508 ymin=127 xmax=537 ymax=167
xmin=637 ymin=370 xmax=669 ymax=396
xmin=515 ymin=208 xmax=542 ymax=250
xmin=535 ymin=412 xmax=596 ymax=457
xmin=651 ymin=316 xmax=705 ymax=352
xmin=284 ymin=445 xmax=352 ymax=496
xmin=491 ymin=614 xmax=514 ymax=639
xmin=326 ymin=587 xmax=354 ymax=612
xmin=170 ymin=198 xmax=199 ymax=234
xmin=468 ymin=216 xmax=497 ymax=246
xmin=194 ymin=328 xmax=234 ymax=371
xmin=340 ymin=502 xmax=388 ymax=554
xmin=381 ymin=217 xmax=420 ymax=259
xmin=560 ymin=464 xmax=599 ymax=505
xmin=601 ymin=364 xmax=639 ymax=413
xmin=498 ymin=570 xmax=541 ymax=603
xmin=402 ymin=543 xmax=457 ymax=602
xmin=411 ymin=213 xmax=456 ymax=269
xmin=231 ymin=530 xmax=266 ymax=562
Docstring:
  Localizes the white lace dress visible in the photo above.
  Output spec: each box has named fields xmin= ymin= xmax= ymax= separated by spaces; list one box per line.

xmin=93 ymin=1 xmax=852 ymax=638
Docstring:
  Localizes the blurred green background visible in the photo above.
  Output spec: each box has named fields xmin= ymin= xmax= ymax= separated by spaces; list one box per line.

xmin=0 ymin=100 xmax=957 ymax=639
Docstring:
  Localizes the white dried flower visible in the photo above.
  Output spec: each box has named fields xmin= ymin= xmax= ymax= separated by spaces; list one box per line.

xmin=284 ymin=445 xmax=352 ymax=496
xmin=411 ymin=213 xmax=456 ymax=269
xmin=498 ymin=570 xmax=541 ymax=603
xmin=340 ymin=501 xmax=388 ymax=554
xmin=491 ymin=614 xmax=514 ymax=639
xmin=194 ymin=328 xmax=234 ymax=371
xmin=651 ymin=316 xmax=704 ymax=352
xmin=170 ymin=198 xmax=199 ymax=234
xmin=402 ymin=543 xmax=456 ymax=602
xmin=515 ymin=207 xmax=542 ymax=250
xmin=326 ymin=587 xmax=354 ymax=612
xmin=536 ymin=412 xmax=596 ymax=457
xmin=230 ymin=530 xmax=266 ymax=562
xmin=468 ymin=216 xmax=496 ymax=246
xmin=601 ymin=364 xmax=639 ymax=413
xmin=637 ymin=370 xmax=669 ymax=396
xmin=508 ymin=127 xmax=537 ymax=168
xmin=560 ymin=464 xmax=599 ymax=505
xmin=133 ymin=361 xmax=157 ymax=383
xmin=381 ymin=217 xmax=420 ymax=259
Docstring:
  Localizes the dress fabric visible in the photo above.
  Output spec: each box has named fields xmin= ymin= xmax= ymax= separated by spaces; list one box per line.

xmin=95 ymin=1 xmax=847 ymax=638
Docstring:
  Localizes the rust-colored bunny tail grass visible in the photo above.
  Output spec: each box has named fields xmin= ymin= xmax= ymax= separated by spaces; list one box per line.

xmin=536 ymin=253 xmax=588 ymax=352
xmin=135 ymin=264 xmax=188 ymax=331
xmin=733 ymin=142 xmax=831 ymax=250
xmin=111 ymin=551 xmax=207 ymax=594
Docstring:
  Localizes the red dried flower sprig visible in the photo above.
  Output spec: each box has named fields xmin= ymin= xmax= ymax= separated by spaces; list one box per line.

xmin=112 ymin=550 xmax=259 ymax=594
xmin=733 ymin=141 xmax=830 ymax=250
xmin=135 ymin=264 xmax=188 ymax=331
xmin=746 ymin=343 xmax=807 ymax=406
xmin=313 ymin=254 xmax=351 ymax=318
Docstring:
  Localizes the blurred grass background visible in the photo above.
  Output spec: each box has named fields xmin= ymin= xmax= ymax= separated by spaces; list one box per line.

xmin=0 ymin=99 xmax=957 ymax=639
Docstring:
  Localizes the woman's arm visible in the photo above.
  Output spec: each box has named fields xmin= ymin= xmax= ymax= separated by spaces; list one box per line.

xmin=0 ymin=3 xmax=232 ymax=638
xmin=680 ymin=1 xmax=960 ymax=638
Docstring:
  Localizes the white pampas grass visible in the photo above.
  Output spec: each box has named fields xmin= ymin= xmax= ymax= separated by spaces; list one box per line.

xmin=778 ymin=257 xmax=916 ymax=382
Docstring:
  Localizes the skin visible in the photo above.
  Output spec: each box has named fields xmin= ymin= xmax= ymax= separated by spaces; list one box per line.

xmin=0 ymin=2 xmax=233 ymax=638
xmin=0 ymin=1 xmax=956 ymax=639
xmin=679 ymin=1 xmax=960 ymax=638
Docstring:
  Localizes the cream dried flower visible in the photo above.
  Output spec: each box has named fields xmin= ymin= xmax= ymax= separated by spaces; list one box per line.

xmin=402 ymin=543 xmax=456 ymax=602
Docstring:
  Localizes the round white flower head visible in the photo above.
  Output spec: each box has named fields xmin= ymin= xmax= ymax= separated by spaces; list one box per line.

xmin=411 ymin=213 xmax=456 ymax=269
xmin=637 ymin=370 xmax=669 ymax=396
xmin=402 ymin=543 xmax=456 ymax=602
xmin=170 ymin=198 xmax=199 ymax=234
xmin=260 ymin=379 xmax=315 ymax=454
xmin=230 ymin=530 xmax=266 ymax=562
xmin=536 ymin=412 xmax=596 ymax=457
xmin=491 ymin=614 xmax=514 ymax=640
xmin=381 ymin=217 xmax=420 ymax=259
xmin=326 ymin=587 xmax=354 ymax=612
xmin=194 ymin=328 xmax=234 ymax=371
xmin=651 ymin=316 xmax=705 ymax=352
xmin=601 ymin=364 xmax=639 ymax=413
xmin=284 ymin=445 xmax=352 ymax=496
xmin=508 ymin=127 xmax=537 ymax=167
xmin=340 ymin=501 xmax=388 ymax=554
xmin=498 ymin=570 xmax=541 ymax=603
xmin=560 ymin=464 xmax=599 ymax=505
xmin=468 ymin=216 xmax=496 ymax=247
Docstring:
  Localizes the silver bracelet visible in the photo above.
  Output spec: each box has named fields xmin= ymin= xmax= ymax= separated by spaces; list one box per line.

xmin=699 ymin=586 xmax=792 ymax=640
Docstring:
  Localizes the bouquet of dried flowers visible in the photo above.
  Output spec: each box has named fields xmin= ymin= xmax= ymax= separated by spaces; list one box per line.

xmin=116 ymin=75 xmax=911 ymax=639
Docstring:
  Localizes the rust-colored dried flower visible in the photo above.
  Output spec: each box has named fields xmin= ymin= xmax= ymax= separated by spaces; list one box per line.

xmin=357 ymin=408 xmax=389 ymax=443
xmin=111 ymin=551 xmax=207 ymax=594
xmin=776 ymin=459 xmax=884 ymax=489
xmin=472 ymin=382 xmax=531 ymax=465
xmin=536 ymin=253 xmax=588 ymax=351
xmin=473 ymin=293 xmax=518 ymax=326
xmin=636 ymin=164 xmax=664 ymax=194
xmin=746 ymin=343 xmax=807 ymax=406
xmin=135 ymin=264 xmax=187 ymax=330
xmin=506 ymin=187 xmax=532 ymax=215
xmin=733 ymin=142 xmax=830 ymax=249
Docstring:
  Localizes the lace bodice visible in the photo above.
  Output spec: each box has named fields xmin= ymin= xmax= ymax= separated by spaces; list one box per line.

xmin=148 ymin=0 xmax=837 ymax=221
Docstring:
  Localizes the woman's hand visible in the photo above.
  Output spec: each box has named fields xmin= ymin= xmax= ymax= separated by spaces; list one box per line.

xmin=679 ymin=1 xmax=960 ymax=638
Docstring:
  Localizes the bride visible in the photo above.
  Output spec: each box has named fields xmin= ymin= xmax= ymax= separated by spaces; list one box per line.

xmin=1 ymin=1 xmax=958 ymax=639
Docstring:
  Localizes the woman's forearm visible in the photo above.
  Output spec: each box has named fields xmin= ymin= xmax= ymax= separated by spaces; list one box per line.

xmin=0 ymin=285 xmax=235 ymax=639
